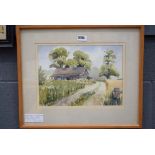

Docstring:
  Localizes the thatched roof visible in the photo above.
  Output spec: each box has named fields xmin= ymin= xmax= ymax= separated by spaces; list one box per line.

xmin=52 ymin=67 xmax=88 ymax=77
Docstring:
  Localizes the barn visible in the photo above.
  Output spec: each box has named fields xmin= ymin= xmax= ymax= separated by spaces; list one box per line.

xmin=52 ymin=67 xmax=89 ymax=80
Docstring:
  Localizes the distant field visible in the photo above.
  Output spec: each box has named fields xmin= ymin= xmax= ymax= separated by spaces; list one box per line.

xmin=105 ymin=80 xmax=123 ymax=90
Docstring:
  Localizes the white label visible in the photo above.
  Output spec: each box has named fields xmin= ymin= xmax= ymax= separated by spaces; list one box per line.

xmin=24 ymin=114 xmax=44 ymax=123
xmin=77 ymin=35 xmax=87 ymax=41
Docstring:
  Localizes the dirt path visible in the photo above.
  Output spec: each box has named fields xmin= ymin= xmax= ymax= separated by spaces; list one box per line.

xmin=53 ymin=82 xmax=101 ymax=106
xmin=84 ymin=82 xmax=106 ymax=106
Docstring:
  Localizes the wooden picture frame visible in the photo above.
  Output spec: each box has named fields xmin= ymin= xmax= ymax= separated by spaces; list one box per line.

xmin=0 ymin=25 xmax=15 ymax=47
xmin=16 ymin=25 xmax=144 ymax=129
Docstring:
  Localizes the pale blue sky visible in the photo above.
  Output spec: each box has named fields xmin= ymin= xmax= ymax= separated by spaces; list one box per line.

xmin=38 ymin=45 xmax=123 ymax=78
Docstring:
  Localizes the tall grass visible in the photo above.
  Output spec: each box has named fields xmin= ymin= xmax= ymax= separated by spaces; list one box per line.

xmin=39 ymin=80 xmax=93 ymax=106
xmin=71 ymin=91 xmax=95 ymax=106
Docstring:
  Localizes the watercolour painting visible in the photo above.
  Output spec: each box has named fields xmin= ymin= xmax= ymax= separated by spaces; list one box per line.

xmin=38 ymin=45 xmax=123 ymax=106
xmin=0 ymin=25 xmax=6 ymax=40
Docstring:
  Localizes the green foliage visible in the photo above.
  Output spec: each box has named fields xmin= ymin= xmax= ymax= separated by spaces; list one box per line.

xmin=103 ymin=50 xmax=116 ymax=65
xmin=49 ymin=47 xmax=69 ymax=68
xmin=99 ymin=64 xmax=119 ymax=79
xmin=71 ymin=91 xmax=95 ymax=106
xmin=38 ymin=66 xmax=46 ymax=85
xmin=73 ymin=50 xmax=91 ymax=69
xmin=55 ymin=56 xmax=67 ymax=68
xmin=65 ymin=59 xmax=78 ymax=68
xmin=76 ymin=79 xmax=96 ymax=85
xmin=39 ymin=86 xmax=50 ymax=105
xmin=99 ymin=50 xmax=119 ymax=79
xmin=49 ymin=48 xmax=92 ymax=69
xmin=49 ymin=47 xmax=68 ymax=60
xmin=39 ymin=80 xmax=86 ymax=106
xmin=73 ymin=50 xmax=89 ymax=60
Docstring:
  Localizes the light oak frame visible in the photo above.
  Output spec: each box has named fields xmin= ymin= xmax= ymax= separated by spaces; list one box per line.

xmin=16 ymin=25 xmax=144 ymax=129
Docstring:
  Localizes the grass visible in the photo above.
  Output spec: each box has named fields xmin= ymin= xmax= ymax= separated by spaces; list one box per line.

xmin=71 ymin=91 xmax=95 ymax=106
xmin=39 ymin=79 xmax=95 ymax=106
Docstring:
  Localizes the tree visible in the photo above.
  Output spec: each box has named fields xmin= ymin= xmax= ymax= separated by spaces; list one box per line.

xmin=65 ymin=59 xmax=78 ymax=68
xmin=49 ymin=47 xmax=68 ymax=68
xmin=49 ymin=48 xmax=92 ymax=69
xmin=39 ymin=66 xmax=46 ymax=85
xmin=73 ymin=50 xmax=91 ymax=69
xmin=99 ymin=50 xmax=119 ymax=79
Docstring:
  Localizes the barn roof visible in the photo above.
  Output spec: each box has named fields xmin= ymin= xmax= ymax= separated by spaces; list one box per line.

xmin=52 ymin=67 xmax=87 ymax=77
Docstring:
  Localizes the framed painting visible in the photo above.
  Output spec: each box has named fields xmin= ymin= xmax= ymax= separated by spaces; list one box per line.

xmin=16 ymin=25 xmax=144 ymax=128
xmin=0 ymin=25 xmax=15 ymax=47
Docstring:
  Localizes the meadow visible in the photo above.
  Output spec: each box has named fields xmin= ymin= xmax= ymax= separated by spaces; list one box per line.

xmin=39 ymin=79 xmax=95 ymax=106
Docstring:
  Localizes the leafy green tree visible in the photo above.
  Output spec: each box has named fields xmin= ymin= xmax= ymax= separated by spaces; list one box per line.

xmin=73 ymin=50 xmax=91 ymax=69
xmin=65 ymin=59 xmax=78 ymax=68
xmin=39 ymin=66 xmax=46 ymax=85
xmin=49 ymin=47 xmax=68 ymax=68
xmin=49 ymin=48 xmax=92 ymax=69
xmin=99 ymin=50 xmax=119 ymax=79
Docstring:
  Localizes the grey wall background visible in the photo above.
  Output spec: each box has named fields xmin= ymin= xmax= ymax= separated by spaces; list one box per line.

xmin=0 ymin=25 xmax=154 ymax=129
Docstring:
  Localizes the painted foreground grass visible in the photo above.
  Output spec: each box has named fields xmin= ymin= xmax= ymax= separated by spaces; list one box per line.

xmin=71 ymin=91 xmax=95 ymax=106
xmin=39 ymin=80 xmax=95 ymax=106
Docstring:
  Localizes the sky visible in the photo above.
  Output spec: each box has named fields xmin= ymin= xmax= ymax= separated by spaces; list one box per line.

xmin=38 ymin=45 xmax=123 ymax=78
